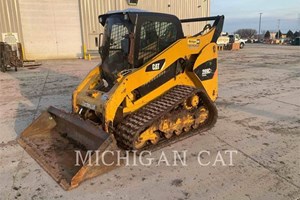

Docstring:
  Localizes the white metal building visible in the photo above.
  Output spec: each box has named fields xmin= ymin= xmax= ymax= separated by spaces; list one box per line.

xmin=0 ymin=0 xmax=210 ymax=60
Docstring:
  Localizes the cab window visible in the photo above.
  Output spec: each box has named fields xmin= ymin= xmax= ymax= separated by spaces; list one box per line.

xmin=138 ymin=21 xmax=177 ymax=67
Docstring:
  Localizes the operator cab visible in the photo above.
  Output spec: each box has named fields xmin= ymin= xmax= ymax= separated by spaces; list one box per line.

xmin=98 ymin=9 xmax=184 ymax=84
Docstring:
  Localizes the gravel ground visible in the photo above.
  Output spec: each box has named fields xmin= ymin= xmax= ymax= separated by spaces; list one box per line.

xmin=0 ymin=44 xmax=299 ymax=200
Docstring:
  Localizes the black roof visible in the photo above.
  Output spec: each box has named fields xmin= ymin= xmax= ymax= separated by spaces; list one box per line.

xmin=98 ymin=9 xmax=180 ymax=26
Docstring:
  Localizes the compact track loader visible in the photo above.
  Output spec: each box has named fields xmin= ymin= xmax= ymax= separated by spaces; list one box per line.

xmin=18 ymin=9 xmax=224 ymax=190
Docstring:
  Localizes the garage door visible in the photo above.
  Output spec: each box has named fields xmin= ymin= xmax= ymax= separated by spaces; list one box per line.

xmin=19 ymin=0 xmax=82 ymax=59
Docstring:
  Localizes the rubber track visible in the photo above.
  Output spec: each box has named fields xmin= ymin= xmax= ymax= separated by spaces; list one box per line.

xmin=114 ymin=85 xmax=217 ymax=151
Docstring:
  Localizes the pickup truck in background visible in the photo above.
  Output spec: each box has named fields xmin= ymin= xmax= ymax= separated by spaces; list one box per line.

xmin=217 ymin=33 xmax=247 ymax=49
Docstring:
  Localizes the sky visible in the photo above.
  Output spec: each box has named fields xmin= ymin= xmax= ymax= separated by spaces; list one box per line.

xmin=210 ymin=0 xmax=300 ymax=34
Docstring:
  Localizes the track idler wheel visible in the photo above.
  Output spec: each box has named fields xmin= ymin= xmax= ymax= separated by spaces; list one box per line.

xmin=164 ymin=131 xmax=174 ymax=139
xmin=134 ymin=129 xmax=160 ymax=149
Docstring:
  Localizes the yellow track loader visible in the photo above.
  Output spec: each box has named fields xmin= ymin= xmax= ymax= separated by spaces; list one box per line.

xmin=18 ymin=9 xmax=224 ymax=190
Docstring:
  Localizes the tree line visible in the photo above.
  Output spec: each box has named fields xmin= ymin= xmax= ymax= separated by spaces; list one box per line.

xmin=234 ymin=28 xmax=300 ymax=39
xmin=264 ymin=30 xmax=299 ymax=39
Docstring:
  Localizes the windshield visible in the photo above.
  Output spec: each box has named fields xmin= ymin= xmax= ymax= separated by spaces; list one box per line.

xmin=100 ymin=16 xmax=133 ymax=83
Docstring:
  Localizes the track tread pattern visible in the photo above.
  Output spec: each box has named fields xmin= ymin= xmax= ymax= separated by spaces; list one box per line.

xmin=114 ymin=85 xmax=217 ymax=151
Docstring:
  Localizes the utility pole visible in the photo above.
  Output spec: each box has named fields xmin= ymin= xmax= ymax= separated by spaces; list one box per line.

xmin=277 ymin=19 xmax=280 ymax=39
xmin=258 ymin=13 xmax=262 ymax=41
xmin=298 ymin=13 xmax=300 ymax=31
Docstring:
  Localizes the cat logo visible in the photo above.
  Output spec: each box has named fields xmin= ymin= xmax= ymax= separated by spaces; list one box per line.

xmin=152 ymin=63 xmax=160 ymax=70
xmin=146 ymin=59 xmax=166 ymax=72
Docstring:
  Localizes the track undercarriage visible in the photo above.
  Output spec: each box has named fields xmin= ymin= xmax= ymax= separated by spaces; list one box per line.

xmin=115 ymin=85 xmax=218 ymax=151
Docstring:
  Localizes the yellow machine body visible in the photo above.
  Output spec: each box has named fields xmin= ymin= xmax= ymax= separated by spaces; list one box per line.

xmin=73 ymin=29 xmax=218 ymax=130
